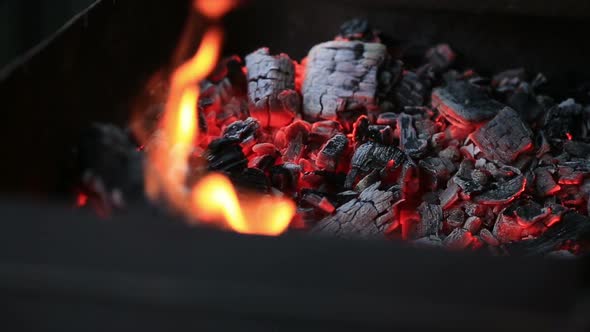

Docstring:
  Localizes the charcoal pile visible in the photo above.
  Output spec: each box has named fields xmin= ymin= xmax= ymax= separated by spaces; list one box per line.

xmin=77 ymin=19 xmax=590 ymax=257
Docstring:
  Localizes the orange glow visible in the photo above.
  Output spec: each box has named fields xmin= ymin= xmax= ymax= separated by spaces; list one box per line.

xmin=192 ymin=173 xmax=296 ymax=235
xmin=143 ymin=1 xmax=296 ymax=236
xmin=194 ymin=0 xmax=237 ymax=19
xmin=76 ymin=193 xmax=88 ymax=207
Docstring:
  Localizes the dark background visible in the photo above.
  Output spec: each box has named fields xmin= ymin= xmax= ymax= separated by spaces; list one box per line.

xmin=0 ymin=0 xmax=95 ymax=68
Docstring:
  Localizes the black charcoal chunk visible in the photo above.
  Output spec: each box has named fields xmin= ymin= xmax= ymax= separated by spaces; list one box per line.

xmin=474 ymin=174 xmax=526 ymax=205
xmin=453 ymin=159 xmax=485 ymax=197
xmin=222 ymin=117 xmax=260 ymax=143
xmin=230 ymin=168 xmax=270 ymax=193
xmin=443 ymin=228 xmax=473 ymax=249
xmin=313 ymin=182 xmax=401 ymax=238
xmin=395 ymin=71 xmax=430 ymax=108
xmin=415 ymin=202 xmax=443 ymax=238
xmin=345 ymin=141 xmax=406 ymax=189
xmin=206 ymin=138 xmax=247 ymax=173
xmin=471 ymin=107 xmax=533 ymax=164
xmin=425 ymin=44 xmax=455 ymax=73
xmin=398 ymin=113 xmax=428 ymax=158
xmin=543 ymin=98 xmax=584 ymax=142
xmin=419 ymin=157 xmax=456 ymax=189
xmin=316 ymin=134 xmax=349 ymax=171
xmin=432 ymin=80 xmax=504 ymax=128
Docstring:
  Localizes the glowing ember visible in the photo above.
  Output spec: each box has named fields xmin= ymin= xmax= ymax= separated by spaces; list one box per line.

xmin=76 ymin=193 xmax=88 ymax=207
xmin=143 ymin=0 xmax=295 ymax=236
xmin=566 ymin=132 xmax=573 ymax=140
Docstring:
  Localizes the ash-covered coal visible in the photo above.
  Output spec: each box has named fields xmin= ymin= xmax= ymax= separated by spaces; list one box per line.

xmin=77 ymin=18 xmax=590 ymax=257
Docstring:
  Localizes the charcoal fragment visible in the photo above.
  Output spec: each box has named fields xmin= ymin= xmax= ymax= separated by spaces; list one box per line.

xmin=313 ymin=182 xmax=401 ymax=238
xmin=470 ymin=107 xmax=533 ymax=164
xmin=415 ymin=202 xmax=443 ymax=238
xmin=345 ymin=141 xmax=406 ymax=189
xmin=425 ymin=44 xmax=455 ymax=73
xmin=206 ymin=138 xmax=247 ymax=173
xmin=316 ymin=134 xmax=349 ymax=171
xmin=398 ymin=113 xmax=428 ymax=158
xmin=443 ymin=228 xmax=473 ymax=249
xmin=432 ymin=80 xmax=504 ymax=128
xmin=474 ymin=174 xmax=526 ymax=205
xmin=464 ymin=216 xmax=482 ymax=234
xmin=543 ymin=98 xmax=584 ymax=143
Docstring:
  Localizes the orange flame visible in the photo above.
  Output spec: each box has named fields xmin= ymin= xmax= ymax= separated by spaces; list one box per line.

xmin=191 ymin=173 xmax=295 ymax=235
xmin=144 ymin=0 xmax=295 ymax=236
xmin=194 ymin=0 xmax=237 ymax=19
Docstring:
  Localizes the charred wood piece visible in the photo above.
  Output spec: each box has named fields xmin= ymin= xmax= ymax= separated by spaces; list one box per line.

xmin=245 ymin=48 xmax=300 ymax=128
xmin=313 ymin=182 xmax=401 ymax=238
xmin=222 ymin=117 xmax=260 ymax=143
xmin=302 ymin=41 xmax=387 ymax=121
xmin=394 ymin=71 xmax=430 ymax=109
xmin=415 ymin=202 xmax=443 ymax=238
xmin=316 ymin=134 xmax=349 ymax=171
xmin=398 ymin=113 xmax=428 ymax=158
xmin=470 ymin=107 xmax=533 ymax=164
xmin=543 ymin=98 xmax=584 ymax=143
xmin=337 ymin=18 xmax=379 ymax=42
xmin=419 ymin=157 xmax=456 ymax=190
xmin=206 ymin=138 xmax=247 ymax=173
xmin=432 ymin=80 xmax=504 ymax=129
xmin=474 ymin=174 xmax=526 ymax=205
xmin=345 ymin=141 xmax=406 ymax=189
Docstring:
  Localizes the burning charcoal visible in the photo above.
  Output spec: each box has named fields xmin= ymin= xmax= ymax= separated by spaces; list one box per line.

xmin=302 ymin=41 xmax=387 ymax=121
xmin=301 ymin=191 xmax=336 ymax=214
xmin=534 ymin=167 xmax=560 ymax=197
xmin=270 ymin=163 xmax=301 ymax=193
xmin=352 ymin=115 xmax=370 ymax=145
xmin=493 ymin=211 xmax=524 ymax=243
xmin=446 ymin=208 xmax=465 ymax=229
xmin=337 ymin=18 xmax=378 ymax=42
xmin=464 ymin=202 xmax=488 ymax=218
xmin=398 ymin=113 xmax=428 ymax=158
xmin=558 ymin=166 xmax=584 ymax=185
xmin=543 ymin=99 xmax=584 ymax=143
xmin=453 ymin=159 xmax=485 ymax=197
xmin=77 ymin=123 xmax=144 ymax=203
xmin=313 ymin=182 xmax=401 ymax=238
xmin=376 ymin=112 xmax=398 ymax=126
xmin=515 ymin=200 xmax=551 ymax=228
xmin=506 ymin=212 xmax=590 ymax=256
xmin=354 ymin=169 xmax=381 ymax=192
xmin=474 ymin=174 xmax=526 ymax=205
xmin=443 ymin=228 xmax=473 ymax=249
xmin=479 ymin=228 xmax=500 ymax=246
xmin=345 ymin=141 xmax=406 ymax=189
xmin=440 ymin=182 xmax=460 ymax=210
xmin=245 ymin=48 xmax=300 ymax=128
xmin=463 ymin=216 xmax=482 ymax=234
xmin=563 ymin=140 xmax=590 ymax=158
xmin=230 ymin=168 xmax=270 ymax=193
xmin=470 ymin=107 xmax=533 ymax=164
xmin=206 ymin=137 xmax=247 ymax=173
xmin=222 ymin=117 xmax=260 ymax=143
xmin=432 ymin=80 xmax=504 ymax=129
xmin=316 ymin=134 xmax=349 ymax=171
xmin=395 ymin=71 xmax=430 ymax=108
xmin=415 ymin=202 xmax=443 ymax=238
xmin=310 ymin=120 xmax=342 ymax=142
xmin=419 ymin=157 xmax=456 ymax=189
xmin=425 ymin=44 xmax=455 ymax=73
